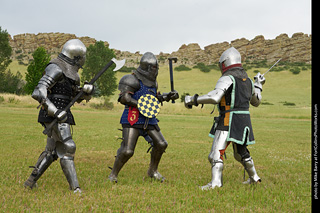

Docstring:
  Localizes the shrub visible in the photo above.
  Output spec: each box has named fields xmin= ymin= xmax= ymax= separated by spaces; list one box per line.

xmin=193 ymin=63 xmax=210 ymax=73
xmin=174 ymin=65 xmax=191 ymax=71
xmin=289 ymin=67 xmax=300 ymax=75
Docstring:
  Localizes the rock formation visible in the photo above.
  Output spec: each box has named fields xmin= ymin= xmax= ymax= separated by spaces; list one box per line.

xmin=170 ymin=33 xmax=311 ymax=65
xmin=9 ymin=32 xmax=311 ymax=66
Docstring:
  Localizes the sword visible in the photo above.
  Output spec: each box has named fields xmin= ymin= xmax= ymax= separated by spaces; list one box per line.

xmin=255 ymin=58 xmax=282 ymax=83
xmin=262 ymin=58 xmax=282 ymax=77
xmin=168 ymin=57 xmax=177 ymax=103
xmin=42 ymin=58 xmax=125 ymax=135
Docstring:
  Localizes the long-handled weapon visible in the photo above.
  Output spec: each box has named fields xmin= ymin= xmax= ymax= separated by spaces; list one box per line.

xmin=42 ymin=58 xmax=126 ymax=135
xmin=168 ymin=57 xmax=178 ymax=103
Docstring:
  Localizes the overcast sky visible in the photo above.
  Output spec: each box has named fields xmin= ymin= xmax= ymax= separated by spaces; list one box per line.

xmin=1 ymin=0 xmax=311 ymax=54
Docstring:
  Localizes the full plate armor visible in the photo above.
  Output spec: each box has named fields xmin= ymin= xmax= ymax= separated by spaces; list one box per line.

xmin=24 ymin=39 xmax=93 ymax=193
xmin=108 ymin=52 xmax=179 ymax=183
xmin=185 ymin=47 xmax=264 ymax=190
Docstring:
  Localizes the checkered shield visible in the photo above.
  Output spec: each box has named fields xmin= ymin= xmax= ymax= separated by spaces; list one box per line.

xmin=137 ymin=94 xmax=161 ymax=118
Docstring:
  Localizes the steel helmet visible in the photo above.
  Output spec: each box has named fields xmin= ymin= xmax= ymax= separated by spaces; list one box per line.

xmin=219 ymin=47 xmax=242 ymax=72
xmin=61 ymin=39 xmax=86 ymax=67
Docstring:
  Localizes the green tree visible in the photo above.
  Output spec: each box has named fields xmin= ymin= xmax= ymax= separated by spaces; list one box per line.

xmin=24 ymin=47 xmax=51 ymax=94
xmin=82 ymin=41 xmax=117 ymax=97
xmin=1 ymin=70 xmax=24 ymax=94
xmin=0 ymin=27 xmax=24 ymax=94
xmin=0 ymin=26 xmax=12 ymax=73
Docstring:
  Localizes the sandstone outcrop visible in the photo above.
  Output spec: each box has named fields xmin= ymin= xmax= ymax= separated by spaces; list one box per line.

xmin=170 ymin=33 xmax=311 ymax=65
xmin=9 ymin=32 xmax=311 ymax=66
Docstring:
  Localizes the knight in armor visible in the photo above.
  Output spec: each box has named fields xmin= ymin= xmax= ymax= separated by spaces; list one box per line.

xmin=184 ymin=47 xmax=264 ymax=190
xmin=24 ymin=39 xmax=94 ymax=193
xmin=108 ymin=52 xmax=179 ymax=183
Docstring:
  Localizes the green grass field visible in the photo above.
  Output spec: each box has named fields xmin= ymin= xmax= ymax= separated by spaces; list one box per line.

xmin=0 ymin=64 xmax=311 ymax=211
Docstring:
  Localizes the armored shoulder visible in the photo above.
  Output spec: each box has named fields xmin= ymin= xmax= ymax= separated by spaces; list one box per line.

xmin=195 ymin=76 xmax=233 ymax=105
xmin=118 ymin=74 xmax=140 ymax=93
xmin=41 ymin=63 xmax=63 ymax=85
xmin=214 ymin=75 xmax=233 ymax=91
xmin=31 ymin=64 xmax=63 ymax=102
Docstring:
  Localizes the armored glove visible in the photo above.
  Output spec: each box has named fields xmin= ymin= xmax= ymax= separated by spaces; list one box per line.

xmin=82 ymin=82 xmax=94 ymax=94
xmin=79 ymin=81 xmax=94 ymax=102
xmin=54 ymin=109 xmax=68 ymax=123
xmin=253 ymin=72 xmax=265 ymax=91
xmin=157 ymin=90 xmax=179 ymax=102
xmin=184 ymin=94 xmax=199 ymax=109
xmin=167 ymin=90 xmax=179 ymax=101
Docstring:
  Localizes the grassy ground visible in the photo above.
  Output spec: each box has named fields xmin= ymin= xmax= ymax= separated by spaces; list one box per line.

xmin=0 ymin=65 xmax=311 ymax=211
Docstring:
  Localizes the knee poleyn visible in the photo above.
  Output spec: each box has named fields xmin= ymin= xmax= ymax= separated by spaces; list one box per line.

xmin=121 ymin=149 xmax=134 ymax=159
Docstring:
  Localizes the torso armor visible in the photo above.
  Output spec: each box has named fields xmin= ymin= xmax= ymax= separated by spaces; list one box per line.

xmin=210 ymin=67 xmax=255 ymax=145
xmin=120 ymin=74 xmax=158 ymax=127
xmin=36 ymin=58 xmax=80 ymax=125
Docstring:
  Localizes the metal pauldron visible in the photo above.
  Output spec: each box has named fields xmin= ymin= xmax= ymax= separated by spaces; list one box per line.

xmin=196 ymin=76 xmax=233 ymax=105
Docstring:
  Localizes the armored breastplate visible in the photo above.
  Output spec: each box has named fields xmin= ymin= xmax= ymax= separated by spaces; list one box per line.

xmin=48 ymin=77 xmax=75 ymax=110
xmin=38 ymin=67 xmax=78 ymax=125
xmin=120 ymin=81 xmax=158 ymax=126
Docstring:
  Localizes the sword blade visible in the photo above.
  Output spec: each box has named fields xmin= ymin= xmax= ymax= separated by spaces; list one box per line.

xmin=262 ymin=58 xmax=282 ymax=77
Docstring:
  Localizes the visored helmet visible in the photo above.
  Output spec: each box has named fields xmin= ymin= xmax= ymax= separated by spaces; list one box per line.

xmin=60 ymin=39 xmax=86 ymax=67
xmin=133 ymin=52 xmax=159 ymax=87
xmin=139 ymin=52 xmax=159 ymax=72
xmin=219 ymin=47 xmax=242 ymax=73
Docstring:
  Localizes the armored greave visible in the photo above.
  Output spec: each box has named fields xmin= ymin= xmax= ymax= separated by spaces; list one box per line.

xmin=24 ymin=137 xmax=57 ymax=189
xmin=60 ymin=157 xmax=80 ymax=190
xmin=24 ymin=151 xmax=54 ymax=189
xmin=109 ymin=128 xmax=139 ymax=182
xmin=146 ymin=129 xmax=168 ymax=181
xmin=232 ymin=143 xmax=261 ymax=183
xmin=202 ymin=130 xmax=229 ymax=190
xmin=242 ymin=157 xmax=261 ymax=183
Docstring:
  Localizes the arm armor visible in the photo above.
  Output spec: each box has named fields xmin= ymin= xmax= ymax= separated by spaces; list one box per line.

xmin=31 ymin=64 xmax=63 ymax=116
xmin=250 ymin=84 xmax=262 ymax=107
xmin=118 ymin=74 xmax=140 ymax=107
xmin=196 ymin=76 xmax=233 ymax=105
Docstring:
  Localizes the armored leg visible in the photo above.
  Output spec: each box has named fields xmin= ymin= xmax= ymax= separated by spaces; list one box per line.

xmin=146 ymin=129 xmax=168 ymax=182
xmin=108 ymin=127 xmax=139 ymax=182
xmin=201 ymin=130 xmax=229 ymax=190
xmin=233 ymin=143 xmax=261 ymax=184
xmin=24 ymin=137 xmax=57 ymax=189
xmin=53 ymin=123 xmax=81 ymax=192
xmin=60 ymin=157 xmax=80 ymax=191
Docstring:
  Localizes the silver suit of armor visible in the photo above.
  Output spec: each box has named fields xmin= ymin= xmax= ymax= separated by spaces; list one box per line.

xmin=109 ymin=52 xmax=177 ymax=183
xmin=185 ymin=47 xmax=261 ymax=190
xmin=24 ymin=39 xmax=91 ymax=193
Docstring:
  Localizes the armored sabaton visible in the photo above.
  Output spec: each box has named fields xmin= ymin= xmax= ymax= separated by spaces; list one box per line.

xmin=24 ymin=39 xmax=93 ymax=193
xmin=185 ymin=47 xmax=263 ymax=190
xmin=108 ymin=52 xmax=178 ymax=183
